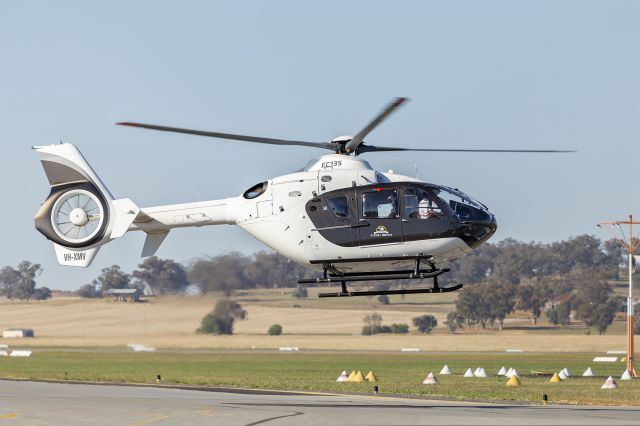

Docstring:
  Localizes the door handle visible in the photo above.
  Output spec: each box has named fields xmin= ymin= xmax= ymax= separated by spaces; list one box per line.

xmin=351 ymin=221 xmax=369 ymax=228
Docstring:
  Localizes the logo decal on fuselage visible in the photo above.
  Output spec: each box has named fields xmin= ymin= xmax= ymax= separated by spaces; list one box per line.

xmin=371 ymin=225 xmax=392 ymax=237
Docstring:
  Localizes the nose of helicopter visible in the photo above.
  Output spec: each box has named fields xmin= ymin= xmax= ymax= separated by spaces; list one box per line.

xmin=454 ymin=211 xmax=497 ymax=249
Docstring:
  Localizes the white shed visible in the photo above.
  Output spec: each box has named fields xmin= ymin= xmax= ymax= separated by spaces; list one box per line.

xmin=2 ymin=328 xmax=34 ymax=338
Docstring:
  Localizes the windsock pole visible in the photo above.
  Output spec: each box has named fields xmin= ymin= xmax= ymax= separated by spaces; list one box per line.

xmin=627 ymin=216 xmax=636 ymax=377
xmin=599 ymin=215 xmax=638 ymax=378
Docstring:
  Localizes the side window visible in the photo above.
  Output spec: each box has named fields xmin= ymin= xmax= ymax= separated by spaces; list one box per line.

xmin=327 ymin=196 xmax=349 ymax=218
xmin=403 ymin=188 xmax=443 ymax=220
xmin=362 ymin=190 xmax=398 ymax=219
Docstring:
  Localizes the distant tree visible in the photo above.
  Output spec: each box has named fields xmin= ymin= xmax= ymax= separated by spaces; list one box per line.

xmin=32 ymin=287 xmax=52 ymax=301
xmin=516 ymin=280 xmax=550 ymax=325
xmin=77 ymin=283 xmax=101 ymax=298
xmin=0 ymin=265 xmax=20 ymax=299
xmin=488 ymin=280 xmax=516 ymax=331
xmin=363 ymin=313 xmax=383 ymax=329
xmin=591 ymin=299 xmax=618 ymax=335
xmin=2 ymin=261 xmax=43 ymax=301
xmin=412 ymin=315 xmax=438 ymax=333
xmin=245 ymin=251 xmax=302 ymax=288
xmin=456 ymin=284 xmax=491 ymax=329
xmin=546 ymin=300 xmax=572 ymax=325
xmin=445 ymin=311 xmax=464 ymax=333
xmin=189 ymin=253 xmax=247 ymax=296
xmin=133 ymin=256 xmax=189 ymax=295
xmin=93 ymin=265 xmax=131 ymax=293
xmin=268 ymin=324 xmax=283 ymax=335
xmin=574 ymin=272 xmax=612 ymax=328
xmin=378 ymin=295 xmax=390 ymax=305
xmin=198 ymin=299 xmax=247 ymax=335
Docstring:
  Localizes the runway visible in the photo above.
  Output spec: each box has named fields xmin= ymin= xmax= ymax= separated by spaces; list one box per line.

xmin=0 ymin=380 xmax=638 ymax=425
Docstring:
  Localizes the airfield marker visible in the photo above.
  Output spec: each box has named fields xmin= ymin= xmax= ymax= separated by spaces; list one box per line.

xmin=582 ymin=367 xmax=595 ymax=377
xmin=351 ymin=371 xmax=365 ymax=382
xmin=422 ymin=372 xmax=438 ymax=385
xmin=620 ymin=369 xmax=632 ymax=381
xmin=336 ymin=371 xmax=349 ymax=382
xmin=506 ymin=375 xmax=521 ymax=386
xmin=549 ymin=373 xmax=561 ymax=383
xmin=365 ymin=371 xmax=378 ymax=382
xmin=463 ymin=368 xmax=474 ymax=378
xmin=439 ymin=365 xmax=452 ymax=375
xmin=601 ymin=376 xmax=618 ymax=389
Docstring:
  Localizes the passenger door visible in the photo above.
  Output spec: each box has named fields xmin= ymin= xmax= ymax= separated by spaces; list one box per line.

xmin=357 ymin=188 xmax=403 ymax=245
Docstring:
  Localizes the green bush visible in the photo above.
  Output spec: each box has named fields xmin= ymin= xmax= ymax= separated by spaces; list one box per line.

xmin=197 ymin=314 xmax=232 ymax=334
xmin=197 ymin=299 xmax=246 ymax=335
xmin=362 ymin=325 xmax=393 ymax=335
xmin=268 ymin=324 xmax=283 ymax=335
xmin=390 ymin=323 xmax=409 ymax=334
xmin=412 ymin=315 xmax=438 ymax=333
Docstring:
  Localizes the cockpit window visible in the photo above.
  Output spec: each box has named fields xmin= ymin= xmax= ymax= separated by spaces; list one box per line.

xmin=432 ymin=186 xmax=488 ymax=220
xmin=327 ymin=196 xmax=349 ymax=218
xmin=362 ymin=190 xmax=398 ymax=218
xmin=243 ymin=181 xmax=268 ymax=199
xmin=435 ymin=186 xmax=487 ymax=210
xmin=403 ymin=188 xmax=443 ymax=220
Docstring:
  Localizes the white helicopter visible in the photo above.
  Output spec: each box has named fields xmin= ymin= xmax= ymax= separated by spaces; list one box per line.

xmin=33 ymin=98 xmax=571 ymax=297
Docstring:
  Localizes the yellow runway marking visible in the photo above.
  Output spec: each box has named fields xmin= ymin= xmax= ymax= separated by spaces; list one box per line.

xmin=127 ymin=414 xmax=170 ymax=426
xmin=0 ymin=413 xmax=17 ymax=419
xmin=199 ymin=406 xmax=215 ymax=417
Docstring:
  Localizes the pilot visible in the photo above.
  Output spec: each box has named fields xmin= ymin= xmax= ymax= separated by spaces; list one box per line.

xmin=418 ymin=197 xmax=440 ymax=219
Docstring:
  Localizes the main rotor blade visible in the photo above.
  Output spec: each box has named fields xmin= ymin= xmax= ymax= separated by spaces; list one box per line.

xmin=117 ymin=122 xmax=336 ymax=151
xmin=356 ymin=144 xmax=576 ymax=154
xmin=345 ymin=97 xmax=409 ymax=152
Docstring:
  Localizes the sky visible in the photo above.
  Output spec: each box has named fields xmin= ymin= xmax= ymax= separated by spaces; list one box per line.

xmin=1 ymin=1 xmax=639 ymax=290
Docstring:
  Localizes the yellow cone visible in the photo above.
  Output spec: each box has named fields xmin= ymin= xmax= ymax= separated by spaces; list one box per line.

xmin=506 ymin=375 xmax=521 ymax=386
xmin=347 ymin=370 xmax=357 ymax=381
xmin=549 ymin=373 xmax=561 ymax=383
xmin=351 ymin=370 xmax=365 ymax=382
xmin=365 ymin=371 xmax=378 ymax=382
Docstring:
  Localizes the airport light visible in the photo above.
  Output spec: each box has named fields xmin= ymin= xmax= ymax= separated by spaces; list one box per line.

xmin=598 ymin=215 xmax=638 ymax=378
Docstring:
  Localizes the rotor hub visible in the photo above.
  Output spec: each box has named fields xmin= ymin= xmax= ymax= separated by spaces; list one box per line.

xmin=69 ymin=208 xmax=88 ymax=226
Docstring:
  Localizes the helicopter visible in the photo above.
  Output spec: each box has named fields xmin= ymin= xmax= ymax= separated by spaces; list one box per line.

xmin=33 ymin=98 xmax=572 ymax=298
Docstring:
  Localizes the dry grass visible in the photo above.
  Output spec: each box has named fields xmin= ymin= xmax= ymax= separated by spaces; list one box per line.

xmin=0 ymin=294 xmax=630 ymax=352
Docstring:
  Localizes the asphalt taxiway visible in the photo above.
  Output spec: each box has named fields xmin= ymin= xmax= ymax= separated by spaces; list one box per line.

xmin=0 ymin=380 xmax=638 ymax=425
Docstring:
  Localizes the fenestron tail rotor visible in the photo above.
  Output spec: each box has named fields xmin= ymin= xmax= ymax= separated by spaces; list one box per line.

xmin=51 ymin=189 xmax=104 ymax=245
xmin=117 ymin=98 xmax=575 ymax=155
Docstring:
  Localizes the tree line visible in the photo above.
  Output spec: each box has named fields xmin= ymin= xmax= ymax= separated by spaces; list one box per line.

xmin=77 ymin=252 xmax=317 ymax=298
xmin=0 ymin=261 xmax=51 ymax=301
xmin=448 ymin=236 xmax=630 ymax=334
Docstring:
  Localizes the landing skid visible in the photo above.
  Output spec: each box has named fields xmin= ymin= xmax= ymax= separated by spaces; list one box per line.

xmin=297 ymin=257 xmax=463 ymax=298
xmin=317 ymin=283 xmax=463 ymax=298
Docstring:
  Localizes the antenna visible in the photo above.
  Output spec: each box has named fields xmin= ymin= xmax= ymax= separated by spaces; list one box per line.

xmin=414 ymin=161 xmax=418 ymax=179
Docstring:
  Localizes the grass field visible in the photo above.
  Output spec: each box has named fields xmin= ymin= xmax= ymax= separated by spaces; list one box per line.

xmin=0 ymin=292 xmax=632 ymax=352
xmin=0 ymin=350 xmax=637 ymax=406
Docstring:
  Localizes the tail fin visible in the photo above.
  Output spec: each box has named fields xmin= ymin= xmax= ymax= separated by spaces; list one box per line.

xmin=33 ymin=143 xmax=140 ymax=267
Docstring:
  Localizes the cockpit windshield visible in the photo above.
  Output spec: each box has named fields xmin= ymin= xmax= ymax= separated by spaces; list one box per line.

xmin=432 ymin=186 xmax=487 ymax=210
xmin=430 ymin=185 xmax=490 ymax=222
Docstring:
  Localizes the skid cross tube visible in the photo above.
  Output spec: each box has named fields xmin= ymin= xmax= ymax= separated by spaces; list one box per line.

xmin=318 ymin=283 xmax=463 ymax=298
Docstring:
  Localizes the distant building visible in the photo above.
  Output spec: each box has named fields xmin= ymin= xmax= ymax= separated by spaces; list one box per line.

xmin=104 ymin=288 xmax=142 ymax=302
xmin=3 ymin=328 xmax=34 ymax=338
